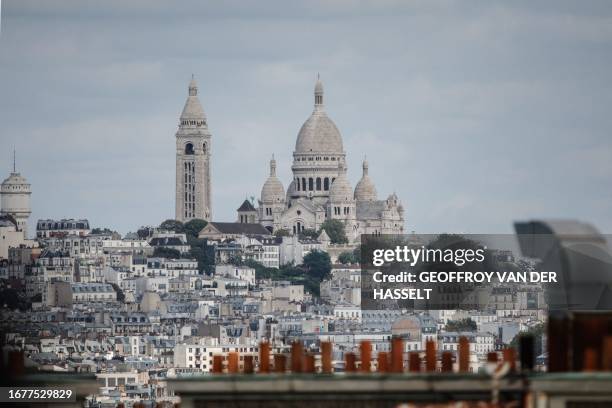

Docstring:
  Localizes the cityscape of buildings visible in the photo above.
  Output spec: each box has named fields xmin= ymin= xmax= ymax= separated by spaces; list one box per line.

xmin=0 ymin=77 xmax=547 ymax=407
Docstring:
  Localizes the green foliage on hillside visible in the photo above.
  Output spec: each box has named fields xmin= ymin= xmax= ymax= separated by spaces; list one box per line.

xmin=338 ymin=251 xmax=358 ymax=265
xmin=183 ymin=219 xmax=208 ymax=238
xmin=154 ymin=219 xmax=214 ymax=274
xmin=153 ymin=247 xmax=181 ymax=259
xmin=299 ymin=229 xmax=319 ymax=239
xmin=189 ymin=238 xmax=215 ymax=275
xmin=159 ymin=219 xmax=184 ymax=232
xmin=445 ymin=318 xmax=478 ymax=332
xmin=510 ymin=323 xmax=545 ymax=356
xmin=246 ymin=250 xmax=332 ymax=297
xmin=319 ymin=219 xmax=348 ymax=244
xmin=274 ymin=229 xmax=291 ymax=237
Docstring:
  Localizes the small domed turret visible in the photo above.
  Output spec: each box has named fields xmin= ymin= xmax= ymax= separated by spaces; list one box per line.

xmin=354 ymin=159 xmax=377 ymax=201
xmin=261 ymin=155 xmax=285 ymax=203
xmin=329 ymin=162 xmax=353 ymax=202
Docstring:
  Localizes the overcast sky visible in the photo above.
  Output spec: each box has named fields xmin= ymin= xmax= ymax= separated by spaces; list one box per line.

xmin=1 ymin=0 xmax=611 ymax=237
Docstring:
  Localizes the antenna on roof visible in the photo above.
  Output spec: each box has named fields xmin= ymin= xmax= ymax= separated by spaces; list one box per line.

xmin=13 ymin=148 xmax=16 ymax=173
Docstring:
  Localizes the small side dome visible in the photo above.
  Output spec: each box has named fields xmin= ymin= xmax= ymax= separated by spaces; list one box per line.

xmin=329 ymin=162 xmax=353 ymax=202
xmin=261 ymin=156 xmax=285 ymax=203
xmin=354 ymin=159 xmax=377 ymax=201
xmin=387 ymin=192 xmax=399 ymax=206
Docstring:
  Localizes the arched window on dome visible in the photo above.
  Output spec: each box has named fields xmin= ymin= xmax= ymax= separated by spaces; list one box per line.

xmin=324 ymin=178 xmax=329 ymax=191
xmin=202 ymin=142 xmax=207 ymax=154
xmin=302 ymin=178 xmax=306 ymax=192
xmin=308 ymin=178 xmax=314 ymax=191
xmin=185 ymin=143 xmax=195 ymax=155
xmin=316 ymin=178 xmax=321 ymax=191
xmin=296 ymin=178 xmax=300 ymax=191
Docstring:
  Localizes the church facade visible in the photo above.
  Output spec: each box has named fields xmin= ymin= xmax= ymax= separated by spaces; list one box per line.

xmin=249 ymin=77 xmax=405 ymax=243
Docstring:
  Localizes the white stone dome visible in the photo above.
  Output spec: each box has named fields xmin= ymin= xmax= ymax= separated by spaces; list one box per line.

xmin=261 ymin=178 xmax=284 ymax=202
xmin=330 ymin=163 xmax=353 ymax=202
xmin=294 ymin=77 xmax=344 ymax=154
xmin=354 ymin=160 xmax=377 ymax=201
xmin=1 ymin=172 xmax=30 ymax=190
xmin=295 ymin=112 xmax=343 ymax=153
xmin=261 ymin=156 xmax=285 ymax=202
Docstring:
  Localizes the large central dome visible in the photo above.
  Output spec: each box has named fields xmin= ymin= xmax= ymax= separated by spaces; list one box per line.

xmin=294 ymin=77 xmax=344 ymax=154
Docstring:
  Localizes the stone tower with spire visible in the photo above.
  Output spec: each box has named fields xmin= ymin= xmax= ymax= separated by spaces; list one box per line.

xmin=1 ymin=151 xmax=32 ymax=237
xmin=175 ymin=76 xmax=212 ymax=222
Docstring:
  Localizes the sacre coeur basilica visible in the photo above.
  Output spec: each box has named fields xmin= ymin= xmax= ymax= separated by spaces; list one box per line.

xmin=174 ymin=75 xmax=405 ymax=243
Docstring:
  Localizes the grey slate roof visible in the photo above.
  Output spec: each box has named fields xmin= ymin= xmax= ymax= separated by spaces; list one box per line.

xmin=237 ymin=199 xmax=256 ymax=212
xmin=208 ymin=222 xmax=272 ymax=236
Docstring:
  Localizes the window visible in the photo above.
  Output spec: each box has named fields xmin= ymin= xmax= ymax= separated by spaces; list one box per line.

xmin=316 ymin=178 xmax=321 ymax=190
xmin=185 ymin=143 xmax=195 ymax=155
xmin=324 ymin=178 xmax=329 ymax=191
xmin=308 ymin=178 xmax=314 ymax=191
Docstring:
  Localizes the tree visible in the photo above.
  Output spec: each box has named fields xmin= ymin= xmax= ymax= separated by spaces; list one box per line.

xmin=302 ymin=250 xmax=332 ymax=281
xmin=189 ymin=238 xmax=215 ymax=275
xmin=183 ymin=219 xmax=207 ymax=239
xmin=228 ymin=254 xmax=244 ymax=266
xmin=274 ymin=229 xmax=291 ymax=237
xmin=510 ymin=323 xmax=545 ymax=356
xmin=299 ymin=229 xmax=319 ymax=240
xmin=352 ymin=245 xmax=362 ymax=264
xmin=159 ymin=219 xmax=184 ymax=232
xmin=319 ymin=219 xmax=348 ymax=244
xmin=153 ymin=247 xmax=181 ymax=259
xmin=91 ymin=227 xmax=116 ymax=235
xmin=445 ymin=318 xmax=477 ymax=332
xmin=245 ymin=259 xmax=272 ymax=279
xmin=338 ymin=251 xmax=357 ymax=265
xmin=137 ymin=227 xmax=154 ymax=239
xmin=0 ymin=288 xmax=28 ymax=311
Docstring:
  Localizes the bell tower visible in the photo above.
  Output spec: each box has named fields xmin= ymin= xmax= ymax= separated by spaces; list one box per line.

xmin=175 ymin=76 xmax=212 ymax=222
